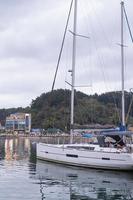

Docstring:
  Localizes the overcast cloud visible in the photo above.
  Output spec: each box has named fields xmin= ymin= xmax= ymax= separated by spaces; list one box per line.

xmin=0 ymin=0 xmax=133 ymax=108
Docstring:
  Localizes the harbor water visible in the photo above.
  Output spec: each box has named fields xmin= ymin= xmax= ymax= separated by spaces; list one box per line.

xmin=0 ymin=137 xmax=133 ymax=200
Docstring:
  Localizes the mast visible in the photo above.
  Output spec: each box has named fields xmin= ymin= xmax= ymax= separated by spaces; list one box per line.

xmin=70 ymin=0 xmax=77 ymax=143
xmin=121 ymin=1 xmax=125 ymax=130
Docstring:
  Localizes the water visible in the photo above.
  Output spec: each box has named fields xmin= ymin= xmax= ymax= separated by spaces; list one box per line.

xmin=0 ymin=137 xmax=133 ymax=200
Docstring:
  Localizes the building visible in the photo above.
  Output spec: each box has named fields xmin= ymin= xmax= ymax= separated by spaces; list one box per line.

xmin=5 ymin=113 xmax=31 ymax=133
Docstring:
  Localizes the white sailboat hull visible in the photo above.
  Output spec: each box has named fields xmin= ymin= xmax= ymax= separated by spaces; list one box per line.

xmin=37 ymin=143 xmax=133 ymax=171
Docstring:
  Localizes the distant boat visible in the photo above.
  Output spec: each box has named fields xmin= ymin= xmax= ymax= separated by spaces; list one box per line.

xmin=37 ymin=0 xmax=133 ymax=170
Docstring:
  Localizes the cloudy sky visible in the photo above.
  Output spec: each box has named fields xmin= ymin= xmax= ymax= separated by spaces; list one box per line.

xmin=0 ymin=0 xmax=133 ymax=108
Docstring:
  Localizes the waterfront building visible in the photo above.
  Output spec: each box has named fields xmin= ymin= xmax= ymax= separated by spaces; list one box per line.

xmin=5 ymin=113 xmax=31 ymax=133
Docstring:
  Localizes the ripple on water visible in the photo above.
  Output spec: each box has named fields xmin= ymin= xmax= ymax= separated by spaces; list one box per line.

xmin=0 ymin=137 xmax=133 ymax=200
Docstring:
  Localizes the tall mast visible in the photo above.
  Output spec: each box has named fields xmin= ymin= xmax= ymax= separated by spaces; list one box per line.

xmin=70 ymin=0 xmax=77 ymax=142
xmin=121 ymin=1 xmax=125 ymax=129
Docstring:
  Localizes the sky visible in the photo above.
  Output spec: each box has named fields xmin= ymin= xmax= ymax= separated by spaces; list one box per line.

xmin=0 ymin=0 xmax=133 ymax=108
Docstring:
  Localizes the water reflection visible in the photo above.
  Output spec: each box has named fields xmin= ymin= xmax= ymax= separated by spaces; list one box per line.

xmin=33 ymin=160 xmax=133 ymax=200
xmin=0 ymin=137 xmax=133 ymax=200
xmin=4 ymin=138 xmax=30 ymax=161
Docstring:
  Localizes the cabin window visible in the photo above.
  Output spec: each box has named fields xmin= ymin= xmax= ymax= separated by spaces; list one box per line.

xmin=67 ymin=146 xmax=95 ymax=150
xmin=102 ymin=157 xmax=110 ymax=160
xmin=87 ymin=147 xmax=95 ymax=150
xmin=66 ymin=154 xmax=78 ymax=158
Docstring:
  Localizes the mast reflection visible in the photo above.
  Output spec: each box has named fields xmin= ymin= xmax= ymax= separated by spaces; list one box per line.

xmin=32 ymin=160 xmax=133 ymax=200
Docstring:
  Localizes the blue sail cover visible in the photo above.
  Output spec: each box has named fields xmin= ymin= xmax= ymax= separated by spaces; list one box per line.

xmin=119 ymin=124 xmax=126 ymax=131
xmin=82 ymin=133 xmax=93 ymax=138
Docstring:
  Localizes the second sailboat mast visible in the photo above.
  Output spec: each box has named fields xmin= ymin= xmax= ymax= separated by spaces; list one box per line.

xmin=70 ymin=0 xmax=77 ymax=138
xmin=121 ymin=1 xmax=125 ymax=129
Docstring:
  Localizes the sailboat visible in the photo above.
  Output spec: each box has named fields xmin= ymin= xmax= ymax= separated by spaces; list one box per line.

xmin=37 ymin=0 xmax=133 ymax=170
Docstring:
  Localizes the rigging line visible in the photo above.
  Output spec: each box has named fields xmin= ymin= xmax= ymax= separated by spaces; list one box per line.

xmin=123 ymin=5 xmax=133 ymax=43
xmin=125 ymin=89 xmax=133 ymax=124
xmin=64 ymin=89 xmax=70 ymax=132
xmin=69 ymin=30 xmax=90 ymax=39
xmin=84 ymin=0 xmax=121 ymax=122
xmin=113 ymin=92 xmax=121 ymax=123
xmin=51 ymin=0 xmax=74 ymax=92
xmin=78 ymin=1 xmax=93 ymax=86
xmin=74 ymin=91 xmax=87 ymax=125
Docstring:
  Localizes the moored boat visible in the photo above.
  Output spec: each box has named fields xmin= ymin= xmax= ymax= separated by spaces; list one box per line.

xmin=37 ymin=0 xmax=133 ymax=170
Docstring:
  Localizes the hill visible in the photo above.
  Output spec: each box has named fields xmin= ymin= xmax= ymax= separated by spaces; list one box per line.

xmin=0 ymin=89 xmax=133 ymax=130
xmin=30 ymin=89 xmax=133 ymax=130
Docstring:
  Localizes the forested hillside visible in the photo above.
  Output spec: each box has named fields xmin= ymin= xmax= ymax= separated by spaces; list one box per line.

xmin=30 ymin=89 xmax=133 ymax=130
xmin=0 ymin=89 xmax=133 ymax=130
